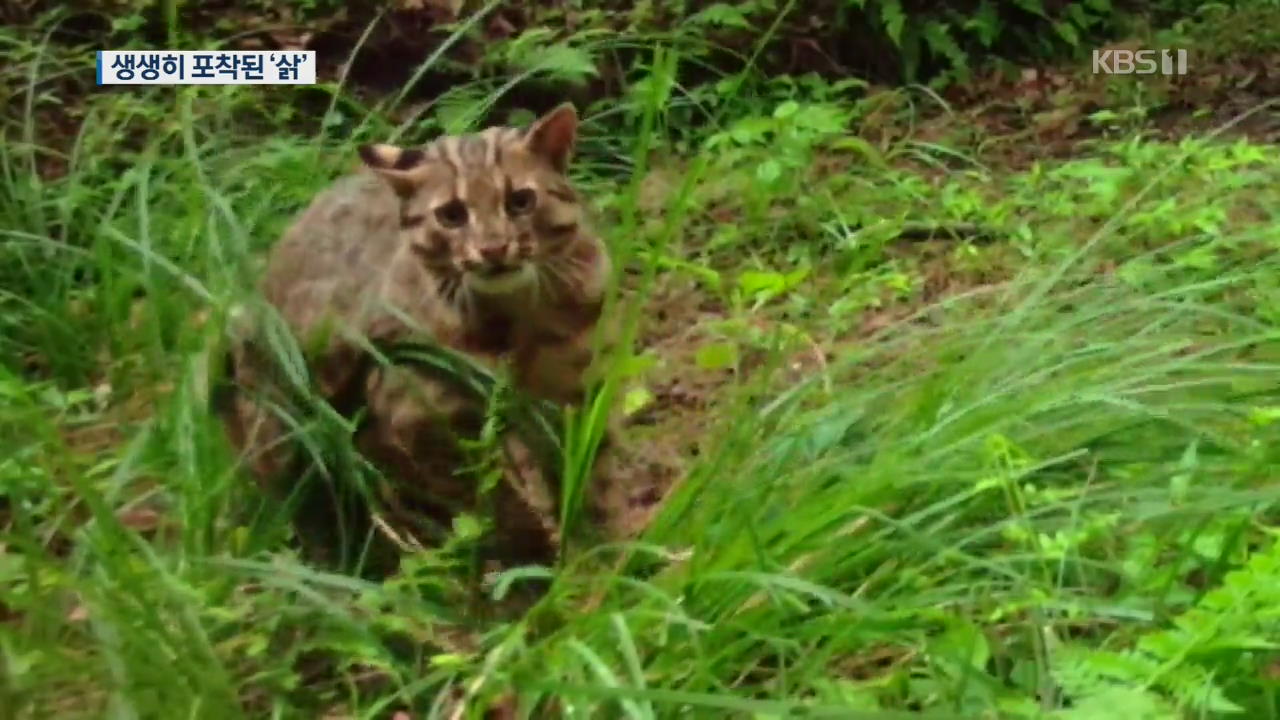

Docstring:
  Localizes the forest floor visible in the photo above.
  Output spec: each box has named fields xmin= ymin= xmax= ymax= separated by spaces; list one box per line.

xmin=5 ymin=5 xmax=1280 ymax=719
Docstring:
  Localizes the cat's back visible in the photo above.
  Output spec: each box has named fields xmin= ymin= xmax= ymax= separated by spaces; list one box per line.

xmin=260 ymin=170 xmax=406 ymax=334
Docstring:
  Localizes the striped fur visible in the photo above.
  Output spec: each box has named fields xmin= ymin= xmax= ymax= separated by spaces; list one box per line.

xmin=355 ymin=103 xmax=598 ymax=307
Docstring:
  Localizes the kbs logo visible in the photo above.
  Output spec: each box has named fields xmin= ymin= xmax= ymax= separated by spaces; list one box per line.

xmin=1092 ymin=48 xmax=1188 ymax=75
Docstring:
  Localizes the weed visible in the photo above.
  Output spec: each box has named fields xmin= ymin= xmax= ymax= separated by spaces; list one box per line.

xmin=6 ymin=3 xmax=1280 ymax=719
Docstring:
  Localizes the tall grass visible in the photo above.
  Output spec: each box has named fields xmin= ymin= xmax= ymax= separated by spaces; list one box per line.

xmin=4 ymin=12 xmax=1280 ymax=720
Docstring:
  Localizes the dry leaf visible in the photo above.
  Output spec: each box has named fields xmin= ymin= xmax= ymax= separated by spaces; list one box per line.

xmin=116 ymin=508 xmax=162 ymax=532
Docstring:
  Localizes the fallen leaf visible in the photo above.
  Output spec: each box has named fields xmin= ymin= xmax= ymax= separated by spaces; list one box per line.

xmin=116 ymin=508 xmax=161 ymax=532
xmin=694 ymin=342 xmax=738 ymax=371
xmin=623 ymin=386 xmax=655 ymax=416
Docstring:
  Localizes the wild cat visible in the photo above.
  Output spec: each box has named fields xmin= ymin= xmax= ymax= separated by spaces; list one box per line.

xmin=218 ymin=103 xmax=613 ymax=567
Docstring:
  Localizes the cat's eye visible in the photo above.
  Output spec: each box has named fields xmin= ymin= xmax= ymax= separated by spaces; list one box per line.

xmin=505 ymin=188 xmax=537 ymax=216
xmin=434 ymin=200 xmax=469 ymax=228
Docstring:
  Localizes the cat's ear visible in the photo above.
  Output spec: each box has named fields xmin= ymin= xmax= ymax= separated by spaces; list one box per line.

xmin=358 ymin=143 xmax=428 ymax=197
xmin=524 ymin=103 xmax=578 ymax=173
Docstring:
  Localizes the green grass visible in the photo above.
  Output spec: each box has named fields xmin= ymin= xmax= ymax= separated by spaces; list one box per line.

xmin=6 ymin=10 xmax=1280 ymax=720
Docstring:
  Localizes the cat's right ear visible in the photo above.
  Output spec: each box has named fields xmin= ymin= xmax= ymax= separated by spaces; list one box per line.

xmin=358 ymin=143 xmax=428 ymax=197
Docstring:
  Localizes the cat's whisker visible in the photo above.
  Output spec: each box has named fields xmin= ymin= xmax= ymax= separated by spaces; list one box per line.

xmin=538 ymin=261 xmax=575 ymax=299
xmin=457 ymin=281 xmax=476 ymax=321
xmin=556 ymin=253 xmax=592 ymax=282
xmin=531 ymin=264 xmax=548 ymax=306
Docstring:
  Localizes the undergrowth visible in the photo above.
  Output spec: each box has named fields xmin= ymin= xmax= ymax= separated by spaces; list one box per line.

xmin=5 ymin=3 xmax=1280 ymax=719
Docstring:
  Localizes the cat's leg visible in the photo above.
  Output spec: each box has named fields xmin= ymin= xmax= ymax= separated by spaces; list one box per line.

xmin=511 ymin=326 xmax=656 ymax=541
xmin=361 ymin=364 xmax=561 ymax=566
xmin=511 ymin=324 xmax=597 ymax=407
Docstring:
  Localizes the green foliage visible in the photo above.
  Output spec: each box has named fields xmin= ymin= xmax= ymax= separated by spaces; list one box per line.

xmin=1052 ymin=535 xmax=1280 ymax=717
xmin=8 ymin=1 xmax=1280 ymax=718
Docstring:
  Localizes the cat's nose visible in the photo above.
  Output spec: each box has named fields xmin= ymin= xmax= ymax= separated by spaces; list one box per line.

xmin=479 ymin=245 xmax=507 ymax=263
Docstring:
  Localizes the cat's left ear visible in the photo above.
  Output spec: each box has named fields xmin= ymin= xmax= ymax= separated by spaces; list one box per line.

xmin=524 ymin=103 xmax=578 ymax=173
xmin=358 ymin=143 xmax=428 ymax=197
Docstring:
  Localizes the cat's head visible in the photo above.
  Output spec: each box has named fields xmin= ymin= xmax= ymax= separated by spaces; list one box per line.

xmin=357 ymin=103 xmax=584 ymax=295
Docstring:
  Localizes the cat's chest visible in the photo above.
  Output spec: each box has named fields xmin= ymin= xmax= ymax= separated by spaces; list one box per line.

xmin=458 ymin=291 xmax=566 ymax=355
xmin=464 ymin=290 xmax=599 ymax=353
xmin=459 ymin=308 xmax=516 ymax=356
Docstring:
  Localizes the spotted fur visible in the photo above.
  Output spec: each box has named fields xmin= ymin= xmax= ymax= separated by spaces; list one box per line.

xmin=220 ymin=103 xmax=613 ymax=568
